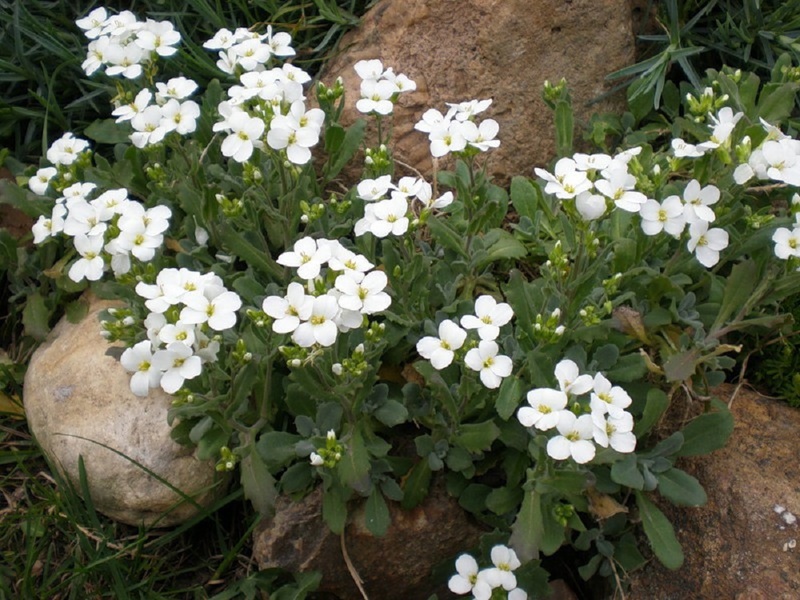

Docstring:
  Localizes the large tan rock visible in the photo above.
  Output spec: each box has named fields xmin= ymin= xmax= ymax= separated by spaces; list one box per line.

xmin=320 ymin=0 xmax=636 ymax=183
xmin=23 ymin=297 xmax=222 ymax=526
xmin=627 ymin=385 xmax=800 ymax=598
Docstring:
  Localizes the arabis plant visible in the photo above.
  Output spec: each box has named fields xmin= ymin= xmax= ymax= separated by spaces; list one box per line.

xmin=15 ymin=6 xmax=800 ymax=598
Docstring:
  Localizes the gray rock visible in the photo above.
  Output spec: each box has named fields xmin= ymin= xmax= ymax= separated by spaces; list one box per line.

xmin=23 ymin=297 xmax=223 ymax=527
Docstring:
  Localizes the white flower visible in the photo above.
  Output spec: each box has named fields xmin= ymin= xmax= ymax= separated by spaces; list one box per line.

xmin=554 ymin=359 xmax=593 ymax=396
xmin=590 ymin=373 xmax=632 ymax=418
xmin=130 ymin=105 xmax=168 ymax=148
xmin=535 ymin=158 xmax=591 ymax=199
xmin=546 ymin=412 xmax=596 ymax=464
xmin=482 ymin=545 xmax=521 ymax=591
xmin=448 ymin=554 xmax=480 ymax=596
xmin=682 ymin=179 xmax=720 ymax=224
xmin=594 ymin=168 xmax=647 ymax=213
xmin=517 ymin=388 xmax=568 ymax=430
xmin=687 ymin=220 xmax=729 ymax=268
xmin=158 ymin=322 xmax=197 ymax=347
xmin=773 ymin=226 xmax=800 ymax=260
xmin=180 ymin=289 xmax=242 ymax=331
xmin=120 ymin=340 xmax=161 ymax=397
xmin=462 ymin=119 xmax=500 ymax=152
xmin=369 ymin=197 xmax=409 ymax=237
xmin=292 ymin=295 xmax=339 ymax=347
xmin=416 ymin=319 xmax=467 ymax=370
xmin=112 ymin=89 xmax=153 ymax=123
xmin=220 ymin=112 xmax=265 ymax=163
xmin=592 ymin=410 xmax=636 ymax=453
xmin=76 ymin=7 xmax=108 ymax=39
xmin=155 ymin=77 xmax=198 ymax=102
xmin=266 ymin=101 xmax=324 ymax=165
xmin=327 ymin=246 xmax=373 ymax=282
xmin=459 ymin=295 xmax=514 ymax=341
xmin=276 ymin=237 xmax=332 ymax=280
xmin=464 ymin=340 xmax=513 ymax=389
xmin=698 ymin=106 xmax=743 ymax=150
xmin=334 ymin=270 xmax=391 ymax=314
xmin=263 ymin=282 xmax=314 ymax=334
xmin=639 ymin=196 xmax=686 ymax=237
xmin=309 ymin=452 xmax=324 ymax=466
xmin=152 ymin=342 xmax=202 ymax=393
xmin=671 ymin=138 xmax=707 ymax=158
xmin=574 ymin=191 xmax=608 ymax=221
xmin=46 ymin=133 xmax=90 ymax=166
xmin=356 ymin=79 xmax=396 ymax=115
xmin=159 ymin=99 xmax=201 ymax=136
xmin=29 ymin=166 xmax=58 ymax=195
xmin=448 ymin=98 xmax=492 ymax=121
xmin=354 ymin=59 xmax=384 ymax=81
xmin=574 ymin=152 xmax=612 ymax=171
xmin=68 ymin=234 xmax=105 ymax=282
xmin=762 ymin=139 xmax=800 ymax=186
xmin=32 ymin=204 xmax=67 ymax=243
xmin=357 ymin=175 xmax=394 ymax=201
xmin=136 ymin=19 xmax=181 ymax=57
xmin=428 ymin=122 xmax=468 ymax=158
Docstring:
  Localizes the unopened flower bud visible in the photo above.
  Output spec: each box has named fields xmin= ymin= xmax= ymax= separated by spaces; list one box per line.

xmin=290 ymin=358 xmax=301 ymax=368
xmin=332 ymin=363 xmax=343 ymax=375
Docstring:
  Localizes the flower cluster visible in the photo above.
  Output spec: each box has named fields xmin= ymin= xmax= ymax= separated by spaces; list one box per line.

xmin=115 ymin=78 xmax=201 ymax=148
xmin=309 ymin=430 xmax=344 ymax=468
xmin=28 ymin=132 xmax=91 ymax=195
xmin=517 ymin=359 xmax=636 ymax=464
xmin=77 ymin=7 xmax=181 ymax=78
xmin=417 ymin=295 xmax=514 ymax=389
xmin=30 ymin=138 xmax=170 ymax=282
xmin=121 ymin=268 xmax=242 ymax=396
xmin=204 ymin=30 xmax=326 ymax=165
xmin=414 ymin=98 xmax=500 ymax=158
xmin=353 ymin=59 xmax=416 ymax=116
xmin=262 ymin=237 xmax=391 ymax=348
xmin=534 ymin=141 xmax=731 ymax=267
xmin=449 ymin=545 xmax=527 ymax=600
xmin=354 ymin=174 xmax=453 ymax=238
xmin=202 ymin=25 xmax=295 ymax=75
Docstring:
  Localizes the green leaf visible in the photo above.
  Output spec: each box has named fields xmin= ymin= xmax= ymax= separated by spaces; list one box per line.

xmin=400 ymin=460 xmax=431 ymax=510
xmin=676 ymin=399 xmax=734 ymax=457
xmin=364 ymin=487 xmax=391 ymax=537
xmin=324 ymin=118 xmax=366 ymax=180
xmin=496 ymin=376 xmax=524 ymax=421
xmin=663 ymin=348 xmax=700 ymax=383
xmin=635 ymin=491 xmax=684 ymax=569
xmin=256 ymin=431 xmax=302 ymax=469
xmin=756 ymin=82 xmax=800 ymax=123
xmin=22 ymin=292 xmax=50 ymax=341
xmin=472 ymin=228 xmax=527 ymax=270
xmin=610 ymin=454 xmax=644 ymax=490
xmin=217 ymin=224 xmax=283 ymax=280
xmin=84 ymin=118 xmax=130 ymax=144
xmin=338 ymin=428 xmax=371 ymax=492
xmin=711 ymin=259 xmax=757 ymax=332
xmin=554 ymin=100 xmax=574 ymax=156
xmin=373 ymin=398 xmax=408 ymax=427
xmin=657 ymin=467 xmax=707 ymax=507
xmin=455 ymin=420 xmax=501 ymax=452
xmin=427 ymin=215 xmax=468 ymax=258
xmin=486 ymin=486 xmax=524 ymax=516
xmin=634 ymin=388 xmax=670 ymax=437
xmin=510 ymin=176 xmax=542 ymax=223
xmin=65 ymin=297 xmax=89 ymax=324
xmin=240 ymin=450 xmax=278 ymax=517
xmin=322 ymin=484 xmax=349 ymax=534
